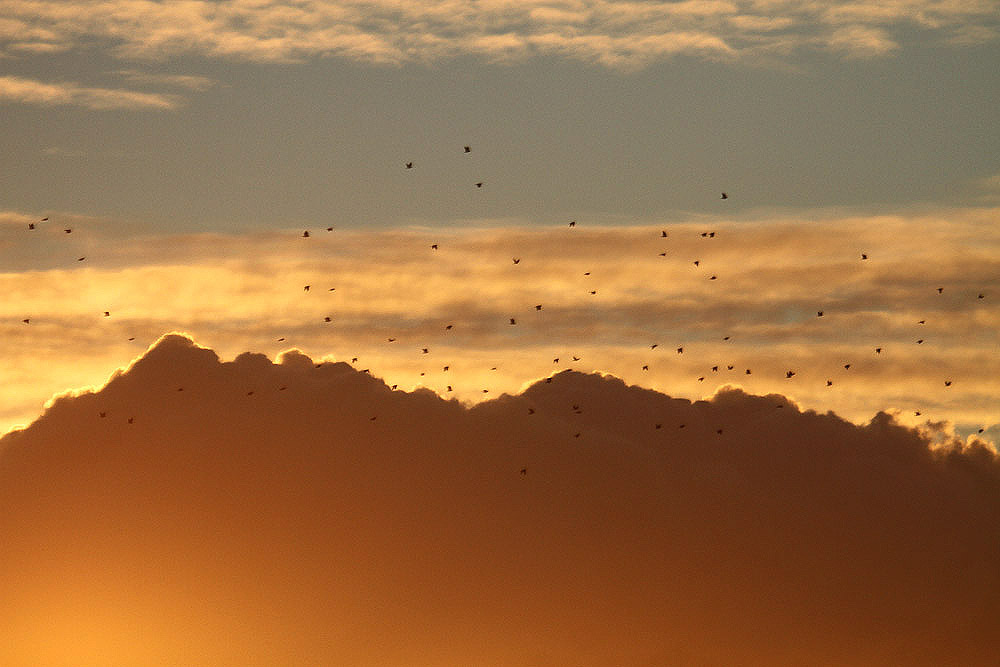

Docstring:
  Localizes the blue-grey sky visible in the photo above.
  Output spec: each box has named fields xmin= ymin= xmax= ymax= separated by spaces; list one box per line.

xmin=3 ymin=1 xmax=1000 ymax=232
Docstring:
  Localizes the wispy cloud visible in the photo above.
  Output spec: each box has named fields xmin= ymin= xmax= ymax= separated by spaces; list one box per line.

xmin=0 ymin=74 xmax=179 ymax=110
xmin=115 ymin=69 xmax=216 ymax=91
xmin=1 ymin=206 xmax=997 ymax=435
xmin=0 ymin=1 xmax=996 ymax=69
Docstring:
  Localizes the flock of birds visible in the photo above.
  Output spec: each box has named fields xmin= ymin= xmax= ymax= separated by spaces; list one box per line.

xmin=16 ymin=143 xmax=993 ymax=449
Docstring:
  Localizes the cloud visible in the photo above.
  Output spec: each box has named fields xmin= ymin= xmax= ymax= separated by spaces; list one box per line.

xmin=0 ymin=74 xmax=179 ymax=110
xmin=0 ymin=1 xmax=997 ymax=69
xmin=0 ymin=206 xmax=997 ymax=437
xmin=114 ymin=69 xmax=216 ymax=91
xmin=0 ymin=333 xmax=997 ymax=665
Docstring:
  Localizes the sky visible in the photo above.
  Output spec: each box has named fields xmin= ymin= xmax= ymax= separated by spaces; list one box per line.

xmin=1 ymin=4 xmax=1000 ymax=661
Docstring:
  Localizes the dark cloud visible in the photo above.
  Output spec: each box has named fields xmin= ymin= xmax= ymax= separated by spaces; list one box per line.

xmin=2 ymin=334 xmax=997 ymax=665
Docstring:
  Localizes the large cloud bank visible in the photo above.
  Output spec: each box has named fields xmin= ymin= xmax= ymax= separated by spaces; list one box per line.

xmin=1 ymin=334 xmax=997 ymax=665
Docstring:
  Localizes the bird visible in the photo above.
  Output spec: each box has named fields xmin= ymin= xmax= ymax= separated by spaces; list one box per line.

xmin=99 ymin=412 xmax=106 ymax=418
xmin=651 ymin=344 xmax=658 ymax=349
xmin=388 ymin=338 xmax=396 ymax=342
xmin=464 ymin=146 xmax=471 ymax=153
xmin=430 ymin=244 xmax=438 ymax=249
xmin=302 ymin=231 xmax=309 ymax=238
xmin=659 ymin=252 xmax=667 ymax=257
xmin=590 ymin=290 xmax=597 ymax=295
xmin=443 ymin=366 xmax=449 ymax=371
xmin=324 ymin=316 xmax=331 ymax=322
xmin=64 ymin=229 xmax=71 ymax=234
xmin=22 ymin=319 xmax=29 ymax=324
xmin=720 ymin=192 xmax=728 ymax=199
xmin=727 ymin=365 xmax=734 ymax=370
xmin=535 ymin=304 xmax=542 ymax=311
xmin=655 ymin=423 xmax=662 ymax=429
xmin=40 ymin=217 xmax=48 ymax=222
xmin=698 ymin=376 xmax=705 ymax=382
xmin=844 ymin=363 xmax=851 ymax=370
xmin=568 ymin=221 xmax=575 ymax=227
xmin=528 ymin=408 xmax=535 ymax=415
xmin=917 ymin=339 xmax=923 ymax=344
xmin=677 ymin=347 xmax=683 ymax=354
xmin=128 ymin=337 xmax=135 ymax=341
xmin=28 ymin=223 xmax=35 ymax=230
xmin=723 ymin=336 xmax=731 ymax=341
xmin=717 ymin=428 xmax=723 ymax=434
xmin=826 ymin=380 xmax=833 ymax=386
xmin=475 ymin=182 xmax=483 ymax=188
xmin=712 ymin=365 xmax=718 ymax=371
xmin=326 ymin=227 xmax=333 ymax=231
xmin=693 ymin=260 xmax=700 ymax=266
xmin=303 ymin=285 xmax=310 ymax=291
xmin=77 ymin=257 xmax=85 ymax=261
xmin=817 ymin=311 xmax=824 ymax=317
xmin=937 ymin=287 xmax=944 ymax=293
xmin=979 ymin=293 xmax=985 ymax=299
xmin=875 ymin=347 xmax=882 ymax=354
xmin=553 ymin=358 xmax=559 ymax=363
xmin=520 ymin=467 xmax=527 ymax=475
xmin=277 ymin=337 xmax=285 ymax=342
xmin=405 ymin=162 xmax=413 ymax=169
xmin=104 ymin=311 xmax=110 ymax=317
xmin=510 ymin=318 xmax=516 ymax=325
xmin=447 ymin=385 xmax=453 ymax=391
xmin=445 ymin=324 xmax=453 ymax=330
xmin=709 ymin=275 xmax=717 ymax=280
xmin=642 ymin=365 xmax=649 ymax=371
xmin=861 ymin=253 xmax=868 ymax=260
xmin=127 ymin=417 xmax=134 ymax=424
xmin=918 ymin=320 xmax=925 ymax=324
xmin=583 ymin=272 xmax=591 ymax=276
xmin=786 ymin=370 xmax=795 ymax=378
xmin=745 ymin=369 xmax=751 ymax=375
xmin=513 ymin=258 xmax=520 ymax=264
xmin=944 ymin=380 xmax=952 ymax=386
xmin=661 ymin=230 xmax=668 ymax=238
xmin=422 ymin=348 xmax=429 ymax=354
xmin=572 ymin=356 xmax=580 ymax=362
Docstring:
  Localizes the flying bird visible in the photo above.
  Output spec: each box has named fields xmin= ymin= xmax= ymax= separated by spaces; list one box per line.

xmin=572 ymin=356 xmax=580 ymax=361
xmin=324 ymin=316 xmax=331 ymax=322
xmin=405 ymin=162 xmax=413 ymax=169
xmin=693 ymin=260 xmax=700 ymax=266
xmin=422 ymin=348 xmax=429 ymax=354
xmin=786 ymin=370 xmax=795 ymax=378
xmin=917 ymin=339 xmax=923 ymax=344
xmin=464 ymin=146 xmax=471 ymax=153
xmin=944 ymin=380 xmax=952 ymax=386
xmin=844 ymin=363 xmax=851 ymax=370
xmin=659 ymin=252 xmax=667 ymax=257
xmin=326 ymin=227 xmax=333 ymax=231
xmin=817 ymin=311 xmax=824 ymax=317
xmin=937 ymin=287 xmax=944 ymax=293
xmin=520 ymin=467 xmax=527 ymax=475
xmin=445 ymin=324 xmax=453 ymax=330
xmin=875 ymin=347 xmax=882 ymax=354
xmin=513 ymin=258 xmax=520 ymax=264
xmin=64 ymin=229 xmax=71 ymax=234
xmin=535 ymin=305 xmax=542 ymax=311
xmin=510 ymin=318 xmax=516 ymax=325
xmin=709 ymin=275 xmax=717 ymax=280
xmin=28 ymin=223 xmax=35 ymax=230
xmin=475 ymin=182 xmax=483 ymax=188
xmin=303 ymin=285 xmax=310 ymax=291
xmin=104 ymin=311 xmax=110 ymax=317
xmin=568 ymin=221 xmax=576 ymax=227
xmin=651 ymin=344 xmax=658 ymax=349
xmin=861 ymin=253 xmax=868 ymax=260
xmin=22 ymin=319 xmax=29 ymax=324
xmin=661 ymin=230 xmax=668 ymax=237
xmin=77 ymin=257 xmax=85 ymax=261
xmin=720 ymin=192 xmax=728 ymax=199
xmin=827 ymin=380 xmax=833 ymax=386
xmin=979 ymin=293 xmax=985 ymax=299
xmin=40 ymin=217 xmax=48 ymax=221
xmin=430 ymin=244 xmax=438 ymax=249
xmin=677 ymin=347 xmax=683 ymax=354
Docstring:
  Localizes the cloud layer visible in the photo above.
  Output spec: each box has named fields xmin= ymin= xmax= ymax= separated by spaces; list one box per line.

xmin=1 ymin=0 xmax=997 ymax=70
xmin=2 ymin=207 xmax=997 ymax=438
xmin=0 ymin=75 xmax=179 ymax=110
xmin=1 ymin=333 xmax=997 ymax=665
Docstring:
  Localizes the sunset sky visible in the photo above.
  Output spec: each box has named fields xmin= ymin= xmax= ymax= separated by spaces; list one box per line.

xmin=2 ymin=2 xmax=1000 ymax=663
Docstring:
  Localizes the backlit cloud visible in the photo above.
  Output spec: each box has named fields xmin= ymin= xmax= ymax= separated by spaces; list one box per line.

xmin=0 ymin=74 xmax=178 ymax=110
xmin=0 ymin=0 xmax=996 ymax=69
xmin=0 ymin=333 xmax=997 ymax=665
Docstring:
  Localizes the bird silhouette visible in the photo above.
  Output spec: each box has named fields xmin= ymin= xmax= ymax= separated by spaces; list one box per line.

xmin=817 ymin=311 xmax=824 ymax=317
xmin=944 ymin=380 xmax=952 ymax=386
xmin=430 ymin=244 xmax=438 ymax=249
xmin=937 ymin=287 xmax=944 ymax=293
xmin=326 ymin=227 xmax=333 ymax=231
xmin=475 ymin=182 xmax=483 ymax=188
xmin=826 ymin=380 xmax=833 ymax=386
xmin=22 ymin=319 xmax=29 ymax=324
xmin=917 ymin=339 xmax=923 ymax=344
xmin=64 ymin=229 xmax=71 ymax=234
xmin=861 ymin=253 xmax=868 ymax=260
xmin=677 ymin=347 xmax=683 ymax=354
xmin=875 ymin=348 xmax=882 ymax=354
xmin=642 ymin=365 xmax=649 ymax=371
xmin=661 ymin=230 xmax=668 ymax=237
xmin=510 ymin=318 xmax=516 ymax=325
xmin=302 ymin=231 xmax=310 ymax=238
xmin=464 ymin=146 xmax=471 ymax=153
xmin=104 ymin=311 xmax=110 ymax=317
xmin=77 ymin=257 xmax=85 ymax=261
xmin=709 ymin=275 xmax=717 ymax=280
xmin=844 ymin=364 xmax=851 ymax=369
xmin=28 ymin=223 xmax=34 ymax=230
xmin=303 ymin=285 xmax=310 ymax=291
xmin=720 ymin=192 xmax=728 ymax=199
xmin=693 ymin=260 xmax=700 ymax=266
xmin=712 ymin=365 xmax=718 ymax=371
xmin=535 ymin=305 xmax=542 ymax=311
xmin=422 ymin=348 xmax=429 ymax=354
xmin=568 ymin=221 xmax=575 ymax=227
xmin=405 ymin=162 xmax=413 ymax=169
xmin=324 ymin=316 xmax=331 ymax=322
xmin=979 ymin=293 xmax=985 ymax=299
xmin=520 ymin=467 xmax=527 ymax=475
xmin=651 ymin=344 xmax=658 ymax=349
xmin=786 ymin=370 xmax=795 ymax=378
xmin=513 ymin=258 xmax=520 ymax=264
xmin=445 ymin=324 xmax=453 ymax=330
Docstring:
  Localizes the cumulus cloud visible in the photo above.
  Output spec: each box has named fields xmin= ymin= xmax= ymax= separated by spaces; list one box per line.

xmin=0 ymin=74 xmax=179 ymax=110
xmin=0 ymin=207 xmax=997 ymax=436
xmin=0 ymin=0 xmax=996 ymax=69
xmin=0 ymin=333 xmax=997 ymax=665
